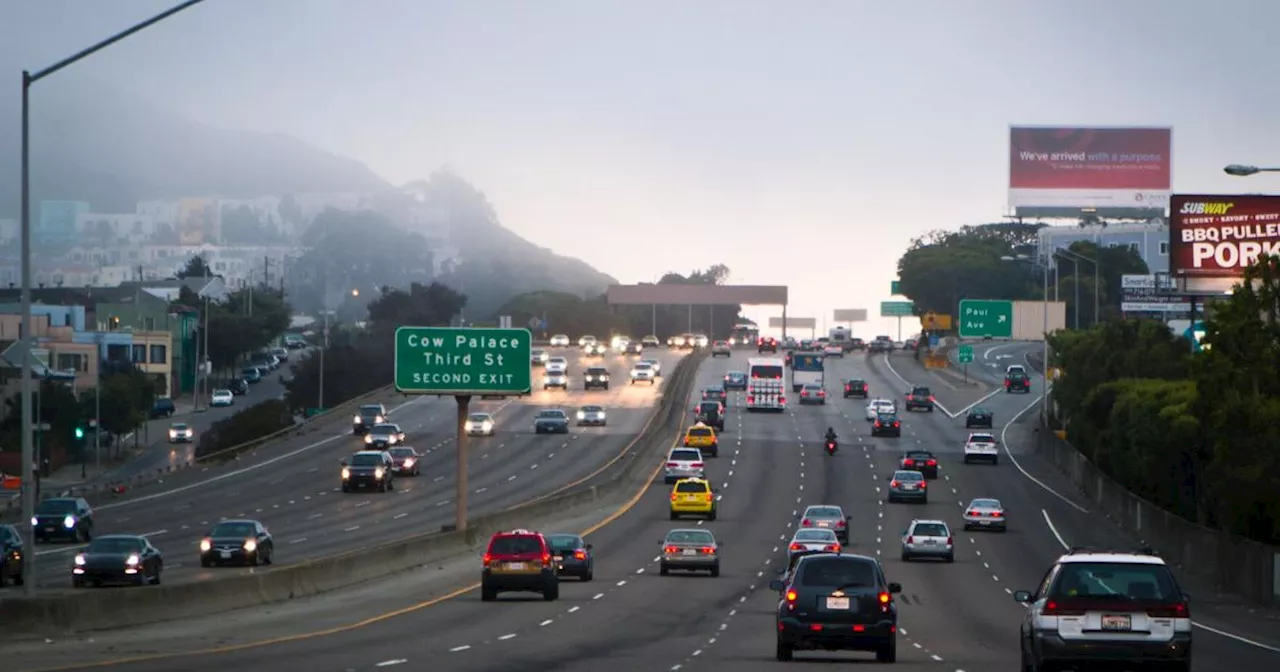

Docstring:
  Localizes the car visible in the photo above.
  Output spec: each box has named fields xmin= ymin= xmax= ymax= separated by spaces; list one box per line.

xmin=963 ymin=432 xmax=1000 ymax=465
xmin=549 ymin=334 xmax=571 ymax=347
xmin=692 ymin=334 xmax=710 ymax=348
xmin=364 ymin=423 xmax=406 ymax=448
xmin=664 ymin=448 xmax=706 ymax=484
xmin=640 ymin=358 xmax=663 ymax=377
xmin=723 ymin=370 xmax=748 ymax=390
xmin=352 ymin=404 xmax=387 ymax=435
xmin=692 ymin=400 xmax=726 ymax=431
xmin=1006 ymin=371 xmax=1031 ymax=393
xmin=198 ymin=519 xmax=274 ymax=567
xmin=899 ymin=450 xmax=938 ymax=479
xmin=711 ymin=340 xmax=732 ymax=357
xmin=868 ymin=337 xmax=893 ymax=353
xmin=623 ymin=340 xmax=644 ymax=355
xmin=341 ymin=450 xmax=396 ymax=492
xmin=798 ymin=504 xmax=850 ymax=544
xmin=531 ymin=409 xmax=568 ymax=434
xmin=576 ymin=405 xmax=607 ymax=426
xmin=73 ymin=535 xmax=163 ymax=587
xmin=758 ymin=336 xmax=779 ymax=353
xmin=965 ymin=406 xmax=994 ymax=428
xmin=543 ymin=372 xmax=569 ymax=390
xmin=659 ymin=528 xmax=721 ymax=576
xmin=1014 ymin=547 xmax=1191 ymax=671
xmin=31 ymin=497 xmax=93 ymax=543
xmin=583 ymin=366 xmax=611 ymax=390
xmin=787 ymin=528 xmax=841 ymax=560
xmin=823 ymin=344 xmax=843 ymax=357
xmin=871 ymin=412 xmax=901 ymax=437
xmin=682 ymin=423 xmax=719 ymax=457
xmin=904 ymin=386 xmax=935 ymax=412
xmin=0 ymin=523 xmax=24 ymax=586
xmin=702 ymin=385 xmax=728 ymax=403
xmin=464 ymin=412 xmax=496 ymax=437
xmin=480 ymin=529 xmax=559 ymax=601
xmin=1006 ymin=364 xmax=1027 ymax=376
xmin=610 ymin=335 xmax=631 ymax=352
xmin=388 ymin=446 xmax=423 ymax=475
xmin=629 ymin=362 xmax=656 ymax=384
xmin=886 ymin=470 xmax=927 ymax=503
xmin=864 ymin=398 xmax=896 ymax=421
xmin=270 ymin=347 xmax=289 ymax=363
xmin=843 ymin=378 xmax=869 ymax=398
xmin=669 ymin=478 xmax=716 ymax=520
xmin=799 ymin=383 xmax=826 ymax=405
xmin=963 ymin=497 xmax=1007 ymax=532
xmin=530 ymin=348 xmax=549 ymax=366
xmin=578 ymin=335 xmax=598 ymax=347
xmin=240 ymin=366 xmax=263 ymax=384
xmin=848 ymin=337 xmax=866 ymax=351
xmin=900 ymin=519 xmax=954 ymax=562
xmin=770 ymin=553 xmax=901 ymax=662
xmin=545 ymin=533 xmax=594 ymax=581
xmin=167 ymin=422 xmax=194 ymax=444
xmin=641 ymin=335 xmax=660 ymax=348
xmin=210 ymin=389 xmax=234 ymax=407
xmin=283 ymin=335 xmax=308 ymax=349
xmin=582 ymin=341 xmax=607 ymax=356
xmin=228 ymin=377 xmax=249 ymax=395
xmin=545 ymin=356 xmax=569 ymax=375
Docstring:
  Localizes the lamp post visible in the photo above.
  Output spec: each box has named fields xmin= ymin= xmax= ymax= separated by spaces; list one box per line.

xmin=1002 ymin=254 xmax=1052 ymax=426
xmin=16 ymin=0 xmax=206 ymax=597
xmin=1054 ymin=248 xmax=1100 ymax=329
xmin=1223 ymin=164 xmax=1280 ymax=177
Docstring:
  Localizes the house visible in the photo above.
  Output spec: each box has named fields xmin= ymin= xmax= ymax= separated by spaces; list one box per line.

xmin=1036 ymin=221 xmax=1169 ymax=274
xmin=117 ymin=276 xmax=230 ymax=303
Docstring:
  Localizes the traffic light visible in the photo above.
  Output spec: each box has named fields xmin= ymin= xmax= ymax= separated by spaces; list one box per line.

xmin=74 ymin=426 xmax=85 ymax=440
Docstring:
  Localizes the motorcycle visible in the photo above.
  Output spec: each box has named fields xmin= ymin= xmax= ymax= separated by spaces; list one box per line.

xmin=825 ymin=439 xmax=838 ymax=456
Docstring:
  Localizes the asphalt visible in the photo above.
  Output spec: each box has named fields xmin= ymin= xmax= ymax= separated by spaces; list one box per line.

xmin=20 ymin=346 xmax=1280 ymax=671
xmin=23 ymin=347 xmax=685 ymax=590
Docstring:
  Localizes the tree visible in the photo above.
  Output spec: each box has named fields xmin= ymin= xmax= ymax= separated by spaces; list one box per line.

xmin=94 ymin=372 xmax=152 ymax=437
xmin=898 ymin=238 xmax=1038 ymax=316
xmin=366 ymin=282 xmax=467 ymax=334
xmin=1054 ymin=241 xmax=1150 ymax=327
xmin=220 ymin=204 xmax=282 ymax=245
xmin=177 ymin=254 xmax=213 ymax=280
xmin=0 ymin=380 xmax=81 ymax=455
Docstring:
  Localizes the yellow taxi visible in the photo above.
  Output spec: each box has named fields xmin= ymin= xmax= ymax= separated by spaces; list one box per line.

xmin=683 ymin=423 xmax=719 ymax=457
xmin=669 ymin=477 xmax=717 ymax=520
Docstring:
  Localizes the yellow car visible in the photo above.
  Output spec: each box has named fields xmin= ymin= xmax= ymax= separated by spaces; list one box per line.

xmin=683 ymin=423 xmax=719 ymax=457
xmin=669 ymin=477 xmax=717 ymax=520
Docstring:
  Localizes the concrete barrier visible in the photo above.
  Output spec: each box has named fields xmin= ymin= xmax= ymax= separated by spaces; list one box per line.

xmin=0 ymin=348 xmax=704 ymax=635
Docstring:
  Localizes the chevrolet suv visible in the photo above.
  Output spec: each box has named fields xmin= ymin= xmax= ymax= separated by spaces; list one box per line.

xmin=904 ymin=386 xmax=934 ymax=412
xmin=480 ymin=529 xmax=560 ymax=601
xmin=770 ymin=553 xmax=902 ymax=662
xmin=1014 ymin=547 xmax=1191 ymax=672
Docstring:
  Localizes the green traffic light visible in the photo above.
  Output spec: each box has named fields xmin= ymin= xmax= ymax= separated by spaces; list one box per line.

xmin=74 ymin=427 xmax=85 ymax=439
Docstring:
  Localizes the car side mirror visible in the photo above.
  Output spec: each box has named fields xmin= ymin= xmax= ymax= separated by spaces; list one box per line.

xmin=887 ymin=582 xmax=902 ymax=594
xmin=768 ymin=580 xmax=786 ymax=592
xmin=1013 ymin=590 xmax=1033 ymax=604
xmin=585 ymin=544 xmax=593 ymax=550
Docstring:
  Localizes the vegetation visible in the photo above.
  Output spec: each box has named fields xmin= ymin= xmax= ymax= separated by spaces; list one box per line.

xmin=195 ymin=399 xmax=296 ymax=459
xmin=0 ymin=367 xmax=157 ymax=462
xmin=173 ymin=256 xmax=292 ymax=375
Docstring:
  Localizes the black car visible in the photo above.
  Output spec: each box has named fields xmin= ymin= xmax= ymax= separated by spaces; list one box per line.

xmin=199 ymin=519 xmax=274 ymax=567
xmin=624 ymin=341 xmax=644 ymax=355
xmin=583 ymin=366 xmax=611 ymax=390
xmin=843 ymin=379 xmax=869 ymax=398
xmin=365 ymin=423 xmax=406 ymax=449
xmin=770 ymin=553 xmax=902 ymax=662
xmin=723 ymin=371 xmax=748 ymax=390
xmin=73 ymin=535 xmax=163 ymax=587
xmin=966 ymin=406 xmax=994 ymax=428
xmin=900 ymin=450 xmax=939 ymax=479
xmin=534 ymin=409 xmax=571 ymax=434
xmin=352 ymin=404 xmax=388 ymax=435
xmin=904 ymin=386 xmax=934 ymax=412
xmin=228 ymin=377 xmax=249 ymax=395
xmin=871 ymin=413 xmax=901 ymax=438
xmin=388 ymin=446 xmax=423 ymax=476
xmin=149 ymin=397 xmax=175 ymax=418
xmin=1 ymin=523 xmax=24 ymax=586
xmin=1006 ymin=372 xmax=1031 ymax=393
xmin=32 ymin=497 xmax=93 ymax=543
xmin=694 ymin=401 xmax=725 ymax=432
xmin=702 ymin=386 xmax=728 ymax=403
xmin=545 ymin=533 xmax=594 ymax=581
xmin=341 ymin=450 xmax=396 ymax=492
xmin=758 ymin=337 xmax=779 ymax=353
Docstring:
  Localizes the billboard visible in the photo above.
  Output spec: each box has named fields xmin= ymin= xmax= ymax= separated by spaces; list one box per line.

xmin=178 ymin=198 xmax=221 ymax=245
xmin=1169 ymin=194 xmax=1280 ymax=278
xmin=832 ymin=309 xmax=867 ymax=322
xmin=1008 ymin=126 xmax=1171 ymax=210
xmin=1121 ymin=274 xmax=1189 ymax=313
xmin=607 ymin=284 xmax=787 ymax=306
xmin=767 ymin=317 xmax=816 ymax=329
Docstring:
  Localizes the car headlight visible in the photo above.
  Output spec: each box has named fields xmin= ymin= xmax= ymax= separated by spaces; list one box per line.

xmin=168 ymin=430 xmax=177 ymax=438
xmin=374 ymin=467 xmax=385 ymax=479
xmin=376 ymin=416 xmax=385 ymax=423
xmin=599 ymin=411 xmax=607 ymax=418
xmin=364 ymin=435 xmax=373 ymax=443
xmin=543 ymin=376 xmax=552 ymax=383
xmin=74 ymin=554 xmax=86 ymax=566
xmin=354 ymin=414 xmax=362 ymax=423
xmin=388 ymin=436 xmax=398 ymax=444
xmin=30 ymin=516 xmax=37 ymax=526
xmin=63 ymin=515 xmax=76 ymax=528
xmin=244 ymin=539 xmax=257 ymax=552
xmin=126 ymin=554 xmax=140 ymax=566
xmin=199 ymin=539 xmax=212 ymax=552
xmin=404 ymin=458 xmax=416 ymax=467
xmin=482 ymin=421 xmax=493 ymax=431
xmin=341 ymin=467 xmax=351 ymax=479
xmin=577 ymin=411 xmax=586 ymax=419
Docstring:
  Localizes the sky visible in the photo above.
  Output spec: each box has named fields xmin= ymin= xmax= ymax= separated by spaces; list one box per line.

xmin=5 ymin=0 xmax=1280 ymax=338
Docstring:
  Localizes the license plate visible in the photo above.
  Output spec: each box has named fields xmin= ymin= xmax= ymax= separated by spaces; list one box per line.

xmin=979 ymin=520 xmax=991 ymax=525
xmin=42 ymin=526 xmax=54 ymax=532
xmin=826 ymin=597 xmax=851 ymax=610
xmin=683 ymin=549 xmax=697 ymax=556
xmin=922 ymin=539 xmax=936 ymax=545
xmin=1101 ymin=615 xmax=1132 ymax=631
xmin=220 ymin=551 xmax=231 ymax=559
xmin=816 ymin=522 xmax=830 ymax=527
xmin=553 ymin=556 xmax=563 ymax=562
xmin=507 ymin=562 xmax=526 ymax=570
xmin=903 ymin=485 xmax=917 ymax=490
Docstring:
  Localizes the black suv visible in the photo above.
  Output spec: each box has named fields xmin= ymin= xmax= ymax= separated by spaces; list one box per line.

xmin=758 ymin=337 xmax=779 ymax=353
xmin=583 ymin=367 xmax=610 ymax=390
xmin=1006 ymin=372 xmax=1031 ymax=393
xmin=771 ymin=553 xmax=902 ymax=662
xmin=352 ymin=404 xmax=388 ymax=434
xmin=904 ymin=386 xmax=934 ymax=412
xmin=694 ymin=401 xmax=725 ymax=431
xmin=32 ymin=497 xmax=94 ymax=543
xmin=843 ymin=379 xmax=868 ymax=398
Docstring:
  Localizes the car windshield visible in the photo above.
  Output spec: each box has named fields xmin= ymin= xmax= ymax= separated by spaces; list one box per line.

xmin=88 ymin=537 xmax=144 ymax=554
xmin=912 ymin=523 xmax=949 ymax=536
xmin=970 ymin=434 xmax=996 ymax=443
xmin=350 ymin=453 xmax=382 ymax=466
xmin=489 ymin=536 xmax=542 ymax=555
xmin=371 ymin=425 xmax=396 ymax=435
xmin=912 ymin=387 xmax=931 ymax=395
xmin=877 ymin=413 xmax=897 ymax=421
xmin=970 ymin=407 xmax=989 ymax=415
xmin=698 ymin=402 xmax=719 ymax=412
xmin=468 ymin=413 xmax=490 ymax=422
xmin=729 ymin=372 xmax=744 ymax=379
xmin=210 ymin=522 xmax=256 ymax=537
xmin=971 ymin=499 xmax=1001 ymax=509
xmin=794 ymin=529 xmax=837 ymax=542
xmin=797 ymin=557 xmax=877 ymax=588
xmin=1050 ymin=562 xmax=1178 ymax=601
xmin=389 ymin=448 xmax=415 ymax=457
xmin=37 ymin=499 xmax=76 ymax=514
xmin=689 ymin=427 xmax=713 ymax=437
xmin=549 ymin=358 xmax=566 ymax=365
xmin=805 ymin=506 xmax=843 ymax=518
xmin=803 ymin=384 xmax=822 ymax=391
xmin=588 ymin=369 xmax=608 ymax=375
xmin=581 ymin=406 xmax=603 ymax=412
xmin=849 ymin=379 xmax=866 ymax=385
xmin=896 ymin=471 xmax=923 ymax=481
xmin=634 ymin=364 xmax=652 ymax=370
xmin=906 ymin=451 xmax=932 ymax=459
xmin=538 ymin=410 xmax=565 ymax=419
xmin=545 ymin=534 xmax=582 ymax=551
xmin=214 ymin=389 xmax=230 ymax=396
xmin=171 ymin=423 xmax=189 ymax=431
xmin=359 ymin=405 xmax=382 ymax=415
xmin=675 ymin=481 xmax=709 ymax=493
xmin=666 ymin=530 xmax=715 ymax=544
xmin=670 ymin=450 xmax=701 ymax=461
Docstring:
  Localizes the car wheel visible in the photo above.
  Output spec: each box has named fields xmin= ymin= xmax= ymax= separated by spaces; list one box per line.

xmin=480 ymin=584 xmax=497 ymax=601
xmin=993 ymin=457 xmax=1000 ymax=465
xmin=946 ymin=554 xmax=955 ymax=563
xmin=263 ymin=546 xmax=273 ymax=565
xmin=708 ymin=508 xmax=717 ymax=521
xmin=583 ymin=569 xmax=594 ymax=582
xmin=876 ymin=637 xmax=897 ymax=662
xmin=669 ymin=511 xmax=678 ymax=520
xmin=775 ymin=637 xmax=794 ymax=661
xmin=901 ymin=552 xmax=910 ymax=561
xmin=660 ymin=562 xmax=669 ymax=576
xmin=710 ymin=564 xmax=720 ymax=577
xmin=543 ymin=581 xmax=559 ymax=601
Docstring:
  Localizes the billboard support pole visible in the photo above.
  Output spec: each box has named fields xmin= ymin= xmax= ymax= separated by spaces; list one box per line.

xmin=454 ymin=395 xmax=471 ymax=533
xmin=896 ymin=316 xmax=902 ymax=342
xmin=687 ymin=304 xmax=692 ymax=333
xmin=781 ymin=304 xmax=788 ymax=342
xmin=651 ymin=304 xmax=656 ymax=338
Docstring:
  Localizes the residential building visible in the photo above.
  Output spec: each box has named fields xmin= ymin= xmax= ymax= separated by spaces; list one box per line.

xmin=73 ymin=211 xmax=160 ymax=248
xmin=1036 ymin=220 xmax=1169 ymax=274
xmin=0 ymin=219 xmax=17 ymax=246
xmin=117 ymin=276 xmax=229 ymax=302
xmin=36 ymin=200 xmax=90 ymax=247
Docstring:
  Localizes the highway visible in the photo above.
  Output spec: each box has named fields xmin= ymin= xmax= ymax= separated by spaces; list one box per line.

xmin=17 ymin=346 xmax=1279 ymax=671
xmin=25 ymin=347 xmax=685 ymax=589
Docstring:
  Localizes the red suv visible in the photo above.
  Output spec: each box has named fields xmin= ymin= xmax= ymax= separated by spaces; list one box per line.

xmin=481 ymin=529 xmax=560 ymax=601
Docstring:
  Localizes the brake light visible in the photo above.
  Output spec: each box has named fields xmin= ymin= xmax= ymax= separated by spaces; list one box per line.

xmin=747 ymin=395 xmax=754 ymax=404
xmin=904 ymin=459 xmax=914 ymax=466
xmin=482 ymin=553 xmax=493 ymax=566
xmin=919 ymin=481 xmax=927 ymax=488
xmin=824 ymin=544 xmax=840 ymax=552
xmin=786 ymin=590 xmax=798 ymax=602
xmin=664 ymin=545 xmax=679 ymax=554
xmin=1005 ymin=380 xmax=1010 ymax=388
xmin=946 ymin=536 xmax=953 ymax=545
xmin=802 ymin=518 xmax=811 ymax=526
xmin=818 ymin=391 xmax=825 ymax=397
xmin=862 ymin=384 xmax=868 ymax=391
xmin=906 ymin=536 xmax=913 ymax=544
xmin=875 ymin=422 xmax=881 ymax=428
xmin=574 ymin=550 xmax=587 ymax=560
xmin=991 ymin=511 xmax=1003 ymax=517
xmin=878 ymin=592 xmax=891 ymax=604
xmin=1148 ymin=603 xmax=1189 ymax=618
xmin=701 ymin=546 xmax=715 ymax=554
xmin=789 ymin=542 xmax=804 ymax=551
xmin=890 ymin=481 xmax=900 ymax=488
xmin=835 ymin=519 xmax=846 ymax=528
xmin=667 ymin=462 xmax=678 ymax=468
xmin=929 ymin=395 xmax=936 ymax=402
xmin=907 ymin=395 xmax=914 ymax=401
xmin=692 ymin=462 xmax=705 ymax=469
xmin=926 ymin=459 xmax=936 ymax=466
xmin=893 ymin=422 xmax=900 ymax=427
xmin=1042 ymin=601 xmax=1087 ymax=616
xmin=670 ymin=492 xmax=678 ymax=502
xmin=705 ymin=492 xmax=714 ymax=502
xmin=541 ymin=552 xmax=551 ymax=565
xmin=966 ymin=510 xmax=977 ymax=517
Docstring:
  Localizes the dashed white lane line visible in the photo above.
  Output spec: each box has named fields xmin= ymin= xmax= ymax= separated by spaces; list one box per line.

xmin=393 ymin=512 xmax=408 ymax=520
xmin=343 ymin=525 xmax=360 ymax=532
xmin=375 ymin=660 xmax=408 ymax=667
xmin=498 ymin=633 xmax=517 ymax=641
xmin=568 ymin=606 xmax=581 ymax=613
xmin=539 ymin=619 xmax=554 ymax=626
xmin=449 ymin=645 xmax=470 ymax=652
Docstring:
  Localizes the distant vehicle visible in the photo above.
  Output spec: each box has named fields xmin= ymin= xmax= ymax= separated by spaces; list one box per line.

xmin=843 ymin=379 xmax=869 ymax=398
xmin=683 ymin=424 xmax=719 ymax=457
xmin=629 ymin=362 xmax=656 ymax=384
xmin=73 ymin=535 xmax=163 ymax=587
xmin=578 ymin=335 xmax=598 ymax=347
xmin=576 ymin=405 xmax=607 ymax=427
xmin=904 ymin=386 xmax=935 ymax=412
xmin=167 ymin=422 xmax=194 ymax=444
xmin=664 ymin=448 xmax=706 ymax=484
xmin=789 ymin=352 xmax=824 ymax=393
xmin=199 ymin=519 xmax=274 ymax=567
xmin=549 ymin=334 xmax=571 ymax=347
xmin=659 ymin=528 xmax=721 ymax=576
xmin=669 ymin=478 xmax=716 ymax=520
xmin=583 ymin=366 xmax=611 ymax=390
xmin=965 ymin=407 xmax=994 ymax=428
xmin=543 ymin=371 xmax=569 ymax=390
xmin=872 ymin=412 xmax=901 ymax=437
xmin=465 ymin=412 xmax=495 ymax=436
xmin=787 ymin=528 xmax=841 ymax=560
xmin=963 ymin=433 xmax=999 ymax=465
xmin=886 ymin=470 xmax=927 ymax=503
xmin=711 ymin=340 xmax=732 ymax=357
xmin=210 ymin=389 xmax=234 ymax=407
xmin=150 ymin=397 xmax=176 ymax=418
xmin=798 ymin=383 xmax=826 ymax=405
xmin=352 ymin=404 xmax=387 ymax=434
xmin=865 ymin=398 xmax=896 ymax=421
xmin=365 ymin=423 xmax=405 ymax=448
xmin=1006 ymin=371 xmax=1031 ymax=393
xmin=534 ymin=409 xmax=570 ymax=434
xmin=545 ymin=356 xmax=569 ymax=375
xmin=729 ymin=323 xmax=760 ymax=347
xmin=962 ymin=498 xmax=1006 ymax=532
xmin=641 ymin=335 xmax=660 ymax=348
xmin=582 ymin=341 xmax=607 ymax=356
xmin=757 ymin=336 xmax=779 ymax=353
xmin=723 ymin=371 xmax=748 ymax=390
xmin=901 ymin=519 xmax=954 ymax=563
xmin=693 ymin=400 xmax=725 ymax=432
xmin=701 ymin=386 xmax=728 ymax=404
xmin=868 ymin=337 xmax=893 ymax=353
xmin=545 ymin=533 xmax=594 ymax=581
xmin=341 ymin=451 xmax=395 ymax=493
xmin=388 ymin=447 xmax=423 ymax=475
xmin=747 ymin=357 xmax=786 ymax=412
xmin=899 ymin=450 xmax=938 ymax=479
xmin=530 ymin=348 xmax=549 ymax=366
xmin=480 ymin=529 xmax=559 ymax=601
xmin=828 ymin=326 xmax=853 ymax=351
xmin=640 ymin=358 xmax=663 ymax=377
xmin=32 ymin=497 xmax=93 ymax=543
xmin=798 ymin=504 xmax=850 ymax=544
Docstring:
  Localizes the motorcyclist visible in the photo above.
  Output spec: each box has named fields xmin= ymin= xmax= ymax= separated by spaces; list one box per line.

xmin=824 ymin=427 xmax=838 ymax=444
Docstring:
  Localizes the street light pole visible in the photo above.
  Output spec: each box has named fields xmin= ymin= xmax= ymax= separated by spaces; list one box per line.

xmin=319 ymin=309 xmax=329 ymax=412
xmin=1055 ymin=248 xmax=1100 ymax=328
xmin=16 ymin=0 xmax=208 ymax=598
xmin=1041 ymin=259 xmax=1050 ymax=426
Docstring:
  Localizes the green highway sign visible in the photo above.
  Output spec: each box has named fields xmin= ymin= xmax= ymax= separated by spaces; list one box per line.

xmin=891 ymin=280 xmax=901 ymax=295
xmin=395 ymin=327 xmax=532 ymax=395
xmin=880 ymin=301 xmax=914 ymax=317
xmin=957 ymin=345 xmax=974 ymax=364
xmin=958 ymin=300 xmax=1014 ymax=339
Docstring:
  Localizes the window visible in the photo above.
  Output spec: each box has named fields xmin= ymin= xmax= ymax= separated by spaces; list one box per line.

xmin=55 ymin=353 xmax=86 ymax=372
xmin=1129 ymin=242 xmax=1140 ymax=252
xmin=143 ymin=317 xmax=156 ymax=331
xmin=149 ymin=344 xmax=166 ymax=364
xmin=131 ymin=344 xmax=146 ymax=363
xmin=1159 ymin=241 xmax=1169 ymax=255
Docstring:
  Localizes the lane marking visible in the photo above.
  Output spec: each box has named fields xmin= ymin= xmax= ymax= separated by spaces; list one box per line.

xmin=1000 ymin=395 xmax=1089 ymax=513
xmin=375 ymin=660 xmax=408 ymax=667
xmin=498 ymin=633 xmax=516 ymax=641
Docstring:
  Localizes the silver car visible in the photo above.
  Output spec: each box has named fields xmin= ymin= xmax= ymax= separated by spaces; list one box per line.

xmin=865 ymin=399 xmax=896 ymax=421
xmin=641 ymin=358 xmax=663 ymax=377
xmin=962 ymin=497 xmax=1007 ymax=532
xmin=798 ymin=504 xmax=850 ymax=544
xmin=546 ymin=357 xmax=568 ymax=375
xmin=787 ymin=528 xmax=840 ymax=560
xmin=576 ymin=405 xmax=607 ymax=427
xmin=549 ymin=334 xmax=571 ymax=347
xmin=464 ymin=412 xmax=495 ymax=437
xmin=630 ymin=362 xmax=656 ymax=384
xmin=659 ymin=528 xmax=720 ymax=576
xmin=543 ymin=372 xmax=568 ymax=390
xmin=901 ymin=519 xmax=954 ymax=562
xmin=886 ymin=470 xmax=928 ymax=503
xmin=664 ymin=448 xmax=706 ymax=484
xmin=530 ymin=348 xmax=549 ymax=366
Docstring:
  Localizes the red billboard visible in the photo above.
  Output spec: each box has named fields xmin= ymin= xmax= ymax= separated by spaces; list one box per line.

xmin=1008 ymin=126 xmax=1172 ymax=210
xmin=1169 ymin=194 xmax=1280 ymax=277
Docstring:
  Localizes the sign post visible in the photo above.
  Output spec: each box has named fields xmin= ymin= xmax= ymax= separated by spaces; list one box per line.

xmin=957 ymin=345 xmax=974 ymax=383
xmin=958 ymin=300 xmax=1014 ymax=339
xmin=880 ymin=301 xmax=915 ymax=341
xmin=394 ymin=327 xmax=533 ymax=532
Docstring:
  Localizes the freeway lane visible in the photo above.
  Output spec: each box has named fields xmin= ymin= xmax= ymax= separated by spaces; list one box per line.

xmin=26 ymin=348 xmax=684 ymax=590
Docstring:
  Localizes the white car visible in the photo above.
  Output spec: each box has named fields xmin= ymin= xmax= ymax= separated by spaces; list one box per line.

xmin=464 ymin=412 xmax=495 ymax=436
xmin=963 ymin=432 xmax=999 ymax=464
xmin=787 ymin=528 xmax=841 ymax=560
xmin=578 ymin=335 xmax=598 ymax=347
xmin=577 ymin=405 xmax=607 ymax=426
xmin=664 ymin=447 xmax=706 ymax=483
xmin=530 ymin=348 xmax=549 ymax=366
xmin=543 ymin=373 xmax=569 ymax=390
xmin=549 ymin=334 xmax=571 ymax=347
xmin=210 ymin=389 xmax=234 ymax=407
xmin=865 ymin=398 xmax=896 ymax=421
xmin=692 ymin=334 xmax=710 ymax=348
xmin=640 ymin=358 xmax=663 ymax=377
xmin=545 ymin=357 xmax=568 ymax=375
xmin=630 ymin=362 xmax=656 ymax=384
xmin=822 ymin=344 xmax=843 ymax=358
xmin=583 ymin=342 xmax=607 ymax=356
xmin=901 ymin=519 xmax=954 ymax=562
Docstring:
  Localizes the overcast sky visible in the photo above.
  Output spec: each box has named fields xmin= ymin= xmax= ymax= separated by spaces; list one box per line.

xmin=5 ymin=0 xmax=1280 ymax=336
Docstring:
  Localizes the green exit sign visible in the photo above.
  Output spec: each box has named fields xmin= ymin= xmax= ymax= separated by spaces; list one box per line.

xmin=395 ymin=327 xmax=532 ymax=395
xmin=958 ymin=300 xmax=1014 ymax=339
xmin=880 ymin=301 xmax=914 ymax=317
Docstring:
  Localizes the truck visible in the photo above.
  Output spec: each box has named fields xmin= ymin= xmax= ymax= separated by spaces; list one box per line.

xmin=828 ymin=326 xmax=854 ymax=352
xmin=746 ymin=357 xmax=786 ymax=412
xmin=788 ymin=352 xmax=825 ymax=393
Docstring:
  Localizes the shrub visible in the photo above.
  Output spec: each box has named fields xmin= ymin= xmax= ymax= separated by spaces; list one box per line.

xmin=196 ymin=399 xmax=296 ymax=459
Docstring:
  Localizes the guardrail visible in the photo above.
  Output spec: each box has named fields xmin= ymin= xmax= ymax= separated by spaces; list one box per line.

xmin=0 ymin=348 xmax=706 ymax=635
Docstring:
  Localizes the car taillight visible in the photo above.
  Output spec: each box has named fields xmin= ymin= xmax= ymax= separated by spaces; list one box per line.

xmin=670 ymin=492 xmax=678 ymax=502
xmin=818 ymin=391 xmax=825 ymax=397
xmin=789 ymin=542 xmax=804 ymax=551
xmin=878 ymin=592 xmax=891 ymax=604
xmin=890 ymin=481 xmax=900 ymax=488
xmin=929 ymin=395 xmax=935 ymax=402
xmin=705 ymin=492 xmax=714 ymax=501
xmin=907 ymin=395 xmax=914 ymax=401
xmin=667 ymin=462 xmax=678 ymax=468
xmin=747 ymin=395 xmax=754 ymax=403
xmin=835 ymin=519 xmax=846 ymax=528
xmin=701 ymin=546 xmax=715 ymax=554
xmin=946 ymin=536 xmax=953 ymax=545
xmin=824 ymin=544 xmax=840 ymax=552
xmin=904 ymin=459 xmax=914 ymax=466
xmin=1043 ymin=601 xmax=1087 ymax=616
xmin=875 ymin=422 xmax=881 ymax=428
xmin=862 ymin=384 xmax=868 ymax=391
xmin=1005 ymin=380 xmax=1010 ymax=387
xmin=1148 ymin=602 xmax=1189 ymax=618
xmin=991 ymin=511 xmax=1003 ymax=517
xmin=542 ymin=552 xmax=551 ymax=565
xmin=482 ymin=553 xmax=493 ymax=566
xmin=664 ymin=545 xmax=679 ymax=554
xmin=786 ymin=590 xmax=798 ymax=602
xmin=802 ymin=518 xmax=811 ymax=526
xmin=893 ymin=422 xmax=900 ymax=427
xmin=919 ymin=481 xmax=927 ymax=488
xmin=926 ymin=459 xmax=936 ymax=466
xmin=906 ymin=535 xmax=914 ymax=544
xmin=574 ymin=550 xmax=587 ymax=560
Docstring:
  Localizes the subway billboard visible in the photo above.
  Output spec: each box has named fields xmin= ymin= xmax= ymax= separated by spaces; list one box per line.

xmin=1169 ymin=194 xmax=1280 ymax=277
xmin=1008 ymin=126 xmax=1172 ymax=210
